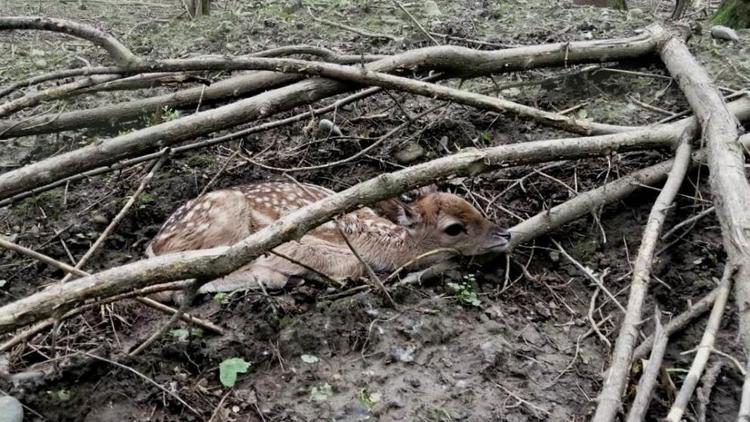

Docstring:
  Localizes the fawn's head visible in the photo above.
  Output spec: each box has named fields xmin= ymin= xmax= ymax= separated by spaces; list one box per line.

xmin=380 ymin=186 xmax=511 ymax=256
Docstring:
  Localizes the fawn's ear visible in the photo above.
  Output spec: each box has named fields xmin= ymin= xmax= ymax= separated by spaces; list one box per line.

xmin=375 ymin=197 xmax=421 ymax=228
xmin=399 ymin=184 xmax=438 ymax=203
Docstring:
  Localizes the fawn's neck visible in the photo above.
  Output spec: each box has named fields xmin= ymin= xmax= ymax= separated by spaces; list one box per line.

xmin=339 ymin=215 xmax=432 ymax=272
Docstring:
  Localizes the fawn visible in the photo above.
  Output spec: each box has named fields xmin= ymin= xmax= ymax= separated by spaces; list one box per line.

xmin=147 ymin=182 xmax=511 ymax=294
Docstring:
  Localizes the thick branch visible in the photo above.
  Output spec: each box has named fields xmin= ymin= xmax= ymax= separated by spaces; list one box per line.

xmin=592 ymin=135 xmax=693 ymax=422
xmin=656 ymin=20 xmax=750 ymax=373
xmin=0 ymin=130 xmax=686 ymax=333
xmin=0 ymin=75 xmax=121 ymax=118
xmin=0 ymin=16 xmax=139 ymax=66
xmin=0 ymin=71 xmax=302 ymax=139
xmin=0 ymin=30 xmax=658 ymax=138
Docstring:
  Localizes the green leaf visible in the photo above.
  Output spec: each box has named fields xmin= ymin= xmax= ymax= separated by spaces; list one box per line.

xmin=170 ymin=328 xmax=190 ymax=340
xmin=309 ymin=383 xmax=333 ymax=402
xmin=219 ymin=358 xmax=251 ymax=387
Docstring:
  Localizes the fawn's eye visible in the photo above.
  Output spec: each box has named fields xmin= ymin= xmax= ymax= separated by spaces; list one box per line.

xmin=444 ymin=223 xmax=465 ymax=236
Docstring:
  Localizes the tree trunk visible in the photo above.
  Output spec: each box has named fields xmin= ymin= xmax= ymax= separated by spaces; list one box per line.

xmin=711 ymin=0 xmax=750 ymax=28
xmin=189 ymin=0 xmax=210 ymax=18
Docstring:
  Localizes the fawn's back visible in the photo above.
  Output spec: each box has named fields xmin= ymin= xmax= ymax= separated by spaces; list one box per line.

xmin=148 ymin=182 xmax=510 ymax=293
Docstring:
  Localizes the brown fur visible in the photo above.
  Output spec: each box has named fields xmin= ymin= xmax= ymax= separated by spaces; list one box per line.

xmin=147 ymin=182 xmax=510 ymax=294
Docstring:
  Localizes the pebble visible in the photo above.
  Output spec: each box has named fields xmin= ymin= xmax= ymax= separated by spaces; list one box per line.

xmin=710 ymin=25 xmax=740 ymax=42
xmin=317 ymin=119 xmax=343 ymax=138
xmin=0 ymin=396 xmax=23 ymax=422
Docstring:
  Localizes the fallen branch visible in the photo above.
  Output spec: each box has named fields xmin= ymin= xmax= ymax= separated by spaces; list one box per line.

xmin=653 ymin=24 xmax=750 ymax=422
xmin=0 ymin=279 xmax=193 ymax=352
xmin=0 ymin=70 xmax=302 ymax=140
xmin=665 ymin=269 xmax=734 ymax=422
xmin=633 ymin=286 xmax=721 ymax=359
xmin=5 ymin=56 xmax=642 ymax=141
xmin=0 ymin=16 xmax=139 ymax=66
xmin=0 ymin=30 xmax=658 ymax=138
xmin=592 ymin=132 xmax=693 ymax=422
xmin=0 ymin=83 xmax=390 ymax=207
xmin=0 ymin=44 xmax=379 ymax=100
xmin=0 ymin=236 xmax=224 ymax=335
xmin=60 ymin=149 xmax=169 ymax=282
xmin=0 ymin=74 xmax=121 ymax=118
xmin=625 ymin=307 xmax=668 ymax=422
xmin=0 ymin=128 xmax=690 ymax=333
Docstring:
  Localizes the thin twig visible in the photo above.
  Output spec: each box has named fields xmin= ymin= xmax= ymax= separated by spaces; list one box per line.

xmin=128 ymin=280 xmax=202 ymax=356
xmin=306 ymin=7 xmax=399 ymax=42
xmin=392 ymin=0 xmax=439 ymax=45
xmin=666 ymin=268 xmax=734 ymax=422
xmin=633 ymin=286 xmax=720 ymax=359
xmin=81 ymin=350 xmax=199 ymax=415
xmin=592 ymin=135 xmax=693 ymax=422
xmin=552 ymin=239 xmax=625 ymax=313
xmin=0 ymin=237 xmax=224 ymax=336
xmin=626 ymin=306 xmax=669 ymax=422
xmin=60 ymin=149 xmax=169 ymax=283
xmin=243 ymin=103 xmax=445 ymax=172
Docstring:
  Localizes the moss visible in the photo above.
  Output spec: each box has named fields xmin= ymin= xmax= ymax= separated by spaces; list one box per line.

xmin=186 ymin=154 xmax=216 ymax=168
xmin=711 ymin=0 xmax=750 ymax=28
xmin=15 ymin=190 xmax=65 ymax=218
xmin=572 ymin=239 xmax=598 ymax=259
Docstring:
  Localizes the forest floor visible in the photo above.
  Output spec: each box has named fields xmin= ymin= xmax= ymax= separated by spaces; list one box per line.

xmin=0 ymin=0 xmax=749 ymax=421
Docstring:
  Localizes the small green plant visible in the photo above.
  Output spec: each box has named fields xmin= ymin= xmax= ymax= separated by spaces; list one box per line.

xmin=144 ymin=106 xmax=181 ymax=126
xmin=356 ymin=389 xmax=382 ymax=409
xmin=49 ymin=389 xmax=71 ymax=402
xmin=309 ymin=382 xmax=334 ymax=402
xmin=447 ymin=275 xmax=481 ymax=307
xmin=170 ymin=328 xmax=204 ymax=341
xmin=219 ymin=357 xmax=251 ymax=388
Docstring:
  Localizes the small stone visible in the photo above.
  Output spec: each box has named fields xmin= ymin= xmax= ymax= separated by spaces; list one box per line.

xmin=520 ymin=324 xmax=544 ymax=346
xmin=0 ymin=396 xmax=23 ymax=422
xmin=710 ymin=25 xmax=739 ymax=42
xmin=91 ymin=214 xmax=109 ymax=225
xmin=317 ymin=119 xmax=343 ymax=138
xmin=393 ymin=142 xmax=425 ymax=163
xmin=627 ymin=7 xmax=644 ymax=18
xmin=424 ymin=0 xmax=442 ymax=17
xmin=389 ymin=345 xmax=416 ymax=363
xmin=583 ymin=31 xmax=594 ymax=40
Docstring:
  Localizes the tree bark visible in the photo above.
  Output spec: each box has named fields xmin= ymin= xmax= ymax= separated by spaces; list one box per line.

xmin=0 ymin=32 xmax=658 ymax=139
xmin=0 ymin=16 xmax=139 ymax=66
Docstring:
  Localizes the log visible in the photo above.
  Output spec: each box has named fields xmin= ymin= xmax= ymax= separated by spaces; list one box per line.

xmin=0 ymin=16 xmax=138 ymax=66
xmin=0 ymin=30 xmax=658 ymax=139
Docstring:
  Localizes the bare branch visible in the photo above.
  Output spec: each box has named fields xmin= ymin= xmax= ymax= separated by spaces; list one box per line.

xmin=626 ymin=307 xmax=669 ymax=422
xmin=0 ymin=16 xmax=139 ymax=66
xmin=666 ymin=269 xmax=734 ymax=422
xmin=0 ymin=30 xmax=659 ymax=138
xmin=0 ymin=129 xmax=691 ymax=334
xmin=592 ymin=133 xmax=693 ymax=422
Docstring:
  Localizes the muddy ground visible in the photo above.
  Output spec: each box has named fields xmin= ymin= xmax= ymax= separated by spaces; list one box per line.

xmin=0 ymin=0 xmax=749 ymax=421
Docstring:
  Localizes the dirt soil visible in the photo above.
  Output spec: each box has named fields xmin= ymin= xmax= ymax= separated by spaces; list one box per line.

xmin=0 ymin=0 xmax=749 ymax=421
